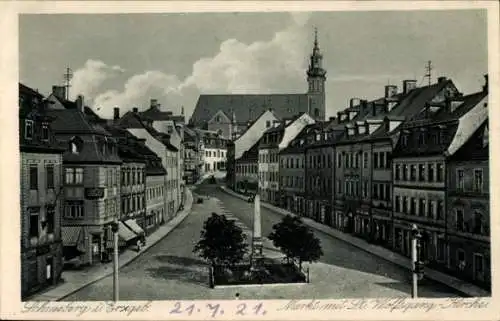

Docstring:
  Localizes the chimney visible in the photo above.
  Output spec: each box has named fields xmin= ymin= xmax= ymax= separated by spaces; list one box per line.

xmin=372 ymin=103 xmax=377 ymax=116
xmin=403 ymin=80 xmax=417 ymax=94
xmin=132 ymin=107 xmax=138 ymax=113
xmin=329 ymin=116 xmax=336 ymax=122
xmin=350 ymin=98 xmax=360 ymax=108
xmin=113 ymin=107 xmax=120 ymax=120
xmin=385 ymin=85 xmax=398 ymax=98
xmin=438 ymin=76 xmax=447 ymax=84
xmin=76 ymin=95 xmax=84 ymax=112
xmin=150 ymin=99 xmax=158 ymax=108
xmin=483 ymin=74 xmax=488 ymax=92
xmin=52 ymin=85 xmax=66 ymax=100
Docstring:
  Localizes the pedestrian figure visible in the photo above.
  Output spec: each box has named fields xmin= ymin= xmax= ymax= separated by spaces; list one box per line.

xmin=235 ymin=292 xmax=240 ymax=300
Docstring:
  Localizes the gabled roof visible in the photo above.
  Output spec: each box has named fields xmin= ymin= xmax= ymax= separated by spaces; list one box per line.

xmin=48 ymin=108 xmax=111 ymax=136
xmin=190 ymin=93 xmax=308 ymax=126
xmin=139 ymin=105 xmax=174 ymax=121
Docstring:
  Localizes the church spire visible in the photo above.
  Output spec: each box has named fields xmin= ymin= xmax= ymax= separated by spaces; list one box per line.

xmin=314 ymin=27 xmax=319 ymax=52
xmin=307 ymin=27 xmax=326 ymax=79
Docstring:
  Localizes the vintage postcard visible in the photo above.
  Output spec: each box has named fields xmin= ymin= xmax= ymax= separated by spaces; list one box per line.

xmin=0 ymin=1 xmax=499 ymax=320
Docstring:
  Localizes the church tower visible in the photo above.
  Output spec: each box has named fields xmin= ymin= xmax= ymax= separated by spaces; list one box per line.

xmin=306 ymin=28 xmax=327 ymax=121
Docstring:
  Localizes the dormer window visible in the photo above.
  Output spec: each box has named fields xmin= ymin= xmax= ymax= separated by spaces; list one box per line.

xmin=41 ymin=122 xmax=49 ymax=141
xmin=25 ymin=120 xmax=34 ymax=140
xmin=316 ymin=134 xmax=320 ymax=141
xmin=69 ymin=136 xmax=83 ymax=154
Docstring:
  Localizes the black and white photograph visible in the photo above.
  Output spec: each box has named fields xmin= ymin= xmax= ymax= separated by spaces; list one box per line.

xmin=1 ymin=1 xmax=499 ymax=320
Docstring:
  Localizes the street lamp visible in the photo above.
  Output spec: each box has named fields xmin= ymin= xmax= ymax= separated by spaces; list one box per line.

xmin=111 ymin=219 xmax=119 ymax=301
xmin=411 ymin=224 xmax=424 ymax=298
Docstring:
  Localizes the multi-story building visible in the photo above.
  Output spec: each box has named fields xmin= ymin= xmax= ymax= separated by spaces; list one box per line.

xmin=259 ymin=113 xmax=315 ymax=205
xmin=197 ymin=129 xmax=229 ymax=173
xmin=104 ymin=125 xmax=147 ymax=247
xmin=444 ymin=86 xmax=489 ymax=289
xmin=234 ymin=140 xmax=260 ymax=194
xmin=140 ymin=101 xmax=184 ymax=214
xmin=303 ymin=122 xmax=339 ymax=225
xmin=20 ymin=83 xmax=65 ymax=299
xmin=117 ymin=109 xmax=175 ymax=223
xmin=279 ymin=125 xmax=310 ymax=215
xmin=182 ymin=126 xmax=200 ymax=185
xmin=227 ymin=109 xmax=279 ymax=190
xmin=47 ymin=90 xmax=122 ymax=267
xmin=333 ymin=78 xmax=460 ymax=243
xmin=141 ymin=143 xmax=167 ymax=233
xmin=190 ymin=30 xmax=327 ymax=133
xmin=391 ymin=81 xmax=483 ymax=268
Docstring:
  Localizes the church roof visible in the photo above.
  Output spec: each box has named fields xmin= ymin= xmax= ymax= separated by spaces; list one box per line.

xmin=190 ymin=93 xmax=308 ymax=127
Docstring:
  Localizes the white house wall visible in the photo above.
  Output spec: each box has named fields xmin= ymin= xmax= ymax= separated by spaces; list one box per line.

xmin=234 ymin=110 xmax=278 ymax=160
xmin=278 ymin=113 xmax=315 ymax=150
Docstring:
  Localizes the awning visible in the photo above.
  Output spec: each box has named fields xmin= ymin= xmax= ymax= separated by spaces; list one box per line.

xmin=118 ymin=222 xmax=137 ymax=242
xmin=61 ymin=226 xmax=83 ymax=246
xmin=124 ymin=219 xmax=145 ymax=236
xmin=61 ymin=226 xmax=86 ymax=253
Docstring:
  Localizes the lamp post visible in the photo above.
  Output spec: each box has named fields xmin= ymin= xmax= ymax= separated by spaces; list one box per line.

xmin=111 ymin=219 xmax=119 ymax=301
xmin=411 ymin=224 xmax=424 ymax=298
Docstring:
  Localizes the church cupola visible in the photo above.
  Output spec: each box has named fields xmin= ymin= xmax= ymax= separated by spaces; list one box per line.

xmin=306 ymin=28 xmax=327 ymax=121
xmin=307 ymin=28 xmax=327 ymax=94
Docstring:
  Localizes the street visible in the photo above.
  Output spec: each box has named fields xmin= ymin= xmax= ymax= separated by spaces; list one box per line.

xmin=63 ymin=184 xmax=461 ymax=301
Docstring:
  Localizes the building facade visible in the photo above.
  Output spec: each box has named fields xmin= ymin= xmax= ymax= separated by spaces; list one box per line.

xmin=446 ymin=118 xmax=490 ymax=289
xmin=198 ymin=130 xmax=229 ymax=173
xmin=20 ymin=83 xmax=65 ymax=299
xmin=303 ymin=124 xmax=335 ymax=225
xmin=47 ymin=92 xmax=123 ymax=267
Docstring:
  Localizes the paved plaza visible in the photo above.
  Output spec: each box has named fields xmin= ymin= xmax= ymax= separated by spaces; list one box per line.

xmin=62 ymin=184 xmax=460 ymax=301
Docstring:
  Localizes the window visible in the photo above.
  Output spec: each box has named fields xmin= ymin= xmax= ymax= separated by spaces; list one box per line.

xmin=402 ymin=196 xmax=408 ymax=213
xmin=385 ymin=184 xmax=390 ymax=201
xmin=395 ymin=164 xmax=400 ymax=180
xmin=473 ymin=253 xmax=484 ymax=280
xmin=419 ymin=199 xmax=426 ymax=216
xmin=64 ymin=201 xmax=84 ymax=219
xmin=363 ymin=152 xmax=368 ymax=168
xmin=437 ymin=200 xmax=444 ymax=220
xmin=29 ymin=208 xmax=39 ymax=238
xmin=373 ymin=152 xmax=379 ymax=168
xmin=266 ymin=121 xmax=271 ymax=128
xmin=395 ymin=196 xmax=400 ymax=212
xmin=456 ymin=208 xmax=464 ymax=231
xmin=25 ymin=120 xmax=34 ymax=140
xmin=46 ymin=205 xmax=55 ymax=233
xmin=402 ymin=164 xmax=408 ymax=180
xmin=437 ymin=163 xmax=444 ymax=182
xmin=75 ymin=168 xmax=83 ymax=184
xmin=373 ymin=184 xmax=379 ymax=199
xmin=402 ymin=135 xmax=408 ymax=146
xmin=457 ymin=249 xmax=466 ymax=270
xmin=419 ymin=164 xmax=425 ymax=181
xmin=474 ymin=169 xmax=483 ymax=193
xmin=363 ymin=181 xmax=368 ymax=198
xmin=29 ymin=165 xmax=38 ymax=190
xmin=428 ymin=164 xmax=434 ymax=182
xmin=418 ymin=132 xmax=426 ymax=145
xmin=474 ymin=211 xmax=484 ymax=234
xmin=437 ymin=238 xmax=445 ymax=261
xmin=337 ymin=154 xmax=342 ymax=168
xmin=46 ymin=165 xmax=54 ymax=189
xmin=41 ymin=122 xmax=49 ymax=141
xmin=457 ymin=169 xmax=465 ymax=190
xmin=410 ymin=165 xmax=416 ymax=181
xmin=410 ymin=198 xmax=417 ymax=215
xmin=380 ymin=153 xmax=385 ymax=169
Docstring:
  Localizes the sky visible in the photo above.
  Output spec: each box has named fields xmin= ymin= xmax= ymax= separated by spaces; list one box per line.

xmin=19 ymin=10 xmax=488 ymax=120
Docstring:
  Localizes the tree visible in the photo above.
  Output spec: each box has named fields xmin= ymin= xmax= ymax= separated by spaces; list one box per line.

xmin=193 ymin=213 xmax=247 ymax=267
xmin=268 ymin=215 xmax=323 ymax=270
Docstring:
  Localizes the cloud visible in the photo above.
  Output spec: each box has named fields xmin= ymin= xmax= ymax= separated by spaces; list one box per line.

xmin=70 ymin=59 xmax=125 ymax=100
xmin=85 ymin=12 xmax=312 ymax=119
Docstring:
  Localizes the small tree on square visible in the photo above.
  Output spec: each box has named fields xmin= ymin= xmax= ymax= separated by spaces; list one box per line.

xmin=193 ymin=212 xmax=247 ymax=267
xmin=268 ymin=215 xmax=323 ymax=270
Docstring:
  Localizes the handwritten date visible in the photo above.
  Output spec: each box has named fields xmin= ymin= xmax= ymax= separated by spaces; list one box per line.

xmin=170 ymin=302 xmax=267 ymax=317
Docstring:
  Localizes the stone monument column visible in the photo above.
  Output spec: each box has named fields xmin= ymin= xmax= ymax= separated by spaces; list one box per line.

xmin=251 ymin=193 xmax=264 ymax=268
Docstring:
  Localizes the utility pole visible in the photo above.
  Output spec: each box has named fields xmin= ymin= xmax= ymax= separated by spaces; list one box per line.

xmin=424 ymin=61 xmax=433 ymax=86
xmin=111 ymin=220 xmax=119 ymax=301
xmin=63 ymin=67 xmax=73 ymax=100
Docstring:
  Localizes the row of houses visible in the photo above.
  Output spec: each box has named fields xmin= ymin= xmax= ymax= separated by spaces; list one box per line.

xmin=227 ymin=75 xmax=490 ymax=290
xmin=20 ymin=84 xmax=186 ymax=299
